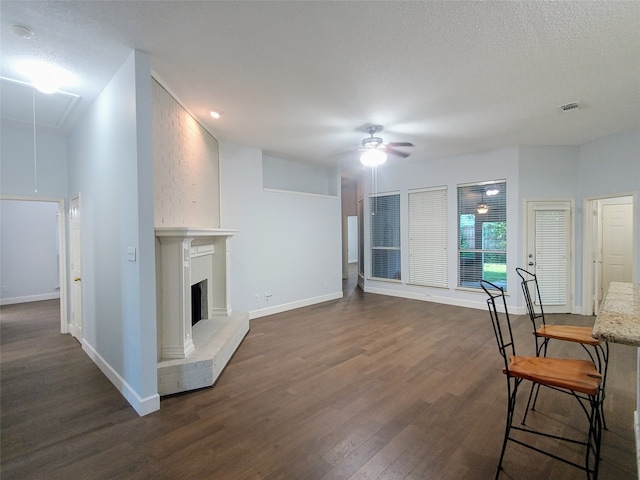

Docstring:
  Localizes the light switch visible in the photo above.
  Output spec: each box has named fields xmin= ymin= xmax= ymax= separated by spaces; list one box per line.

xmin=127 ymin=247 xmax=137 ymax=262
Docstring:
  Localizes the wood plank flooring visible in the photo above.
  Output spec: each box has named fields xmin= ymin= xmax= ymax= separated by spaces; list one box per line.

xmin=1 ymin=277 xmax=637 ymax=480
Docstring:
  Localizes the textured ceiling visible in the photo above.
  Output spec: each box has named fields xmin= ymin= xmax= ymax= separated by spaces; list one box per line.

xmin=1 ymin=1 xmax=639 ymax=172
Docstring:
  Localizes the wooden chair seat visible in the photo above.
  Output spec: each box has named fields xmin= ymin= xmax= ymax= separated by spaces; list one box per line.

xmin=535 ymin=325 xmax=601 ymax=346
xmin=506 ymin=356 xmax=601 ymax=396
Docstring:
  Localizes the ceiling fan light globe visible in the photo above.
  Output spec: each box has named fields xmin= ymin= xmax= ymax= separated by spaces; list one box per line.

xmin=16 ymin=60 xmax=76 ymax=94
xmin=476 ymin=203 xmax=489 ymax=214
xmin=33 ymin=79 xmax=61 ymax=94
xmin=360 ymin=149 xmax=387 ymax=167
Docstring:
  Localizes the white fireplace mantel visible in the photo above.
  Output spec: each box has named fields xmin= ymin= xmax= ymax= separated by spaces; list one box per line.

xmin=155 ymin=227 xmax=239 ymax=239
xmin=156 ymin=227 xmax=237 ymax=360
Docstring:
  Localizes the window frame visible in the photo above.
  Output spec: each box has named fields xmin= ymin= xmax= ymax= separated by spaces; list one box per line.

xmin=369 ymin=192 xmax=401 ymax=282
xmin=457 ymin=180 xmax=507 ymax=291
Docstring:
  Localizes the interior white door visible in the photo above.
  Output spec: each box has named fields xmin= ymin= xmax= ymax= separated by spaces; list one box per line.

xmin=601 ymin=203 xmax=633 ymax=292
xmin=527 ymin=201 xmax=572 ymax=313
xmin=69 ymin=196 xmax=82 ymax=341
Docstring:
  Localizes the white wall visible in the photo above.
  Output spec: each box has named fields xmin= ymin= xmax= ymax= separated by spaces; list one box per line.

xmin=0 ymin=126 xmax=68 ymax=198
xmin=219 ymin=142 xmax=343 ymax=317
xmin=67 ymin=50 xmax=158 ymax=416
xmin=518 ymin=146 xmax=580 ymax=198
xmin=263 ymin=154 xmax=338 ymax=196
xmin=362 ymin=147 xmax=521 ymax=311
xmin=0 ymin=200 xmax=60 ymax=304
xmin=579 ymin=128 xmax=640 ymax=280
xmin=518 ymin=146 xmax=581 ymax=306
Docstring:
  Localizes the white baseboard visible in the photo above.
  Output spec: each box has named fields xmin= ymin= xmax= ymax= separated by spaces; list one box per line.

xmin=0 ymin=292 xmax=60 ymax=306
xmin=362 ymin=285 xmax=528 ymax=315
xmin=82 ymin=339 xmax=160 ymax=416
xmin=364 ymin=286 xmax=428 ymax=302
xmin=249 ymin=291 xmax=343 ymax=320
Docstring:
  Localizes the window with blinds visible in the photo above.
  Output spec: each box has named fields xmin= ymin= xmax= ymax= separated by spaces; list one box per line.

xmin=457 ymin=181 xmax=507 ymax=290
xmin=408 ymin=187 xmax=448 ymax=287
xmin=370 ymin=193 xmax=401 ymax=280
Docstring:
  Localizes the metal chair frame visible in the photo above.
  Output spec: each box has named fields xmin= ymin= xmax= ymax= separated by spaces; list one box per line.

xmin=516 ymin=267 xmax=609 ymax=428
xmin=481 ymin=280 xmax=602 ymax=480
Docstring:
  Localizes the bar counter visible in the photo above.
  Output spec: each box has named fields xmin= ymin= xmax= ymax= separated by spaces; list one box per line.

xmin=592 ymin=282 xmax=640 ymax=346
xmin=592 ymin=281 xmax=640 ymax=478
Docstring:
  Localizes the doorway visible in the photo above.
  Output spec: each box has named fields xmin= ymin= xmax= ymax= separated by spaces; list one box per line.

xmin=70 ymin=195 xmax=82 ymax=340
xmin=582 ymin=194 xmax=635 ymax=315
xmin=525 ymin=200 xmax=574 ymax=313
xmin=0 ymin=196 xmax=68 ymax=333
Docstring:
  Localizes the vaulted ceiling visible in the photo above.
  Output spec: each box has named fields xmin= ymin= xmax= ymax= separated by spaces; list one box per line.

xmin=2 ymin=1 xmax=639 ymax=173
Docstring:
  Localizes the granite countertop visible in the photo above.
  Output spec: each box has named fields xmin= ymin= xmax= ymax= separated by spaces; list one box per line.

xmin=592 ymin=282 xmax=640 ymax=346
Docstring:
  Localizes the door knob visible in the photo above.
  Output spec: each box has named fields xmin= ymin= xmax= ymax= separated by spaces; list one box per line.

xmin=74 ymin=277 xmax=81 ymax=282
xmin=528 ymin=262 xmax=534 ymax=266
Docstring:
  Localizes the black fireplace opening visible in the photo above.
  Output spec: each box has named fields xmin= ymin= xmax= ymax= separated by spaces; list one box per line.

xmin=191 ymin=279 xmax=208 ymax=326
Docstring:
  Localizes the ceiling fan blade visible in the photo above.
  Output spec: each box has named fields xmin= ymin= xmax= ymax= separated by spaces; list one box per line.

xmin=386 ymin=142 xmax=414 ymax=147
xmin=385 ymin=146 xmax=411 ymax=158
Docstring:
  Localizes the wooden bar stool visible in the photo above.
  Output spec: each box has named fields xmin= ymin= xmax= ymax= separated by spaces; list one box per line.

xmin=481 ymin=280 xmax=603 ymax=480
xmin=516 ymin=267 xmax=608 ymax=427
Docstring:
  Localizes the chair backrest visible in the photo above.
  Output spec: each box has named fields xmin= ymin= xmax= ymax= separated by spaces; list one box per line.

xmin=516 ymin=267 xmax=546 ymax=328
xmin=481 ymin=280 xmax=516 ymax=372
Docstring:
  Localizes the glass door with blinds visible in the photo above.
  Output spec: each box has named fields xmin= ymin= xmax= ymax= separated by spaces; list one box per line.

xmin=526 ymin=201 xmax=572 ymax=313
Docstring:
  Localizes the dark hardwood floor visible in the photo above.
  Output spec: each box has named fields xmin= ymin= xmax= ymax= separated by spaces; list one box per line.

xmin=1 ymin=274 xmax=637 ymax=480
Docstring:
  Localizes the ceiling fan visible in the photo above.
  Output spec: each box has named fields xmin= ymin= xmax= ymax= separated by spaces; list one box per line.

xmin=359 ymin=124 xmax=413 ymax=167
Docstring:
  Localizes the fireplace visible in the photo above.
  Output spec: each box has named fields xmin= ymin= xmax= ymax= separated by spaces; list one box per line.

xmin=155 ymin=227 xmax=250 ymax=396
xmin=191 ymin=279 xmax=207 ymax=326
xmin=155 ymin=228 xmax=237 ymax=359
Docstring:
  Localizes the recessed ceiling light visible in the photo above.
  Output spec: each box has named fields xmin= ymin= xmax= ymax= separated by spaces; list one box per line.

xmin=209 ymin=111 xmax=221 ymax=119
xmin=12 ymin=25 xmax=34 ymax=39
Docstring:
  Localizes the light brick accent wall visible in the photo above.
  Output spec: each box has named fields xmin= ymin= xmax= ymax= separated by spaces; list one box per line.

xmin=152 ymin=79 xmax=220 ymax=228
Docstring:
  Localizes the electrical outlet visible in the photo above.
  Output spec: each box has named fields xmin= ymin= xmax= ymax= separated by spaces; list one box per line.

xmin=1 ymin=286 xmax=7 ymax=293
xmin=254 ymin=294 xmax=260 ymax=302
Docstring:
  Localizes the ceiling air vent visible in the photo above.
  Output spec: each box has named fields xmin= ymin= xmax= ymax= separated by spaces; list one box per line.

xmin=558 ymin=102 xmax=580 ymax=112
